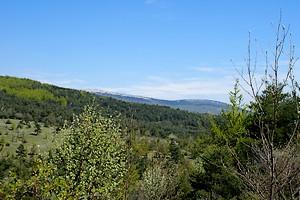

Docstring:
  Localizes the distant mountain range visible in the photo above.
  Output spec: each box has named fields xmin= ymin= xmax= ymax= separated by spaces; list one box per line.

xmin=87 ymin=89 xmax=229 ymax=114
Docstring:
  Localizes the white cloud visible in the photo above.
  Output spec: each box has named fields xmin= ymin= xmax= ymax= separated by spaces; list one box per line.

xmin=99 ymin=76 xmax=235 ymax=102
xmin=40 ymin=79 xmax=85 ymax=88
xmin=20 ymin=70 xmax=86 ymax=88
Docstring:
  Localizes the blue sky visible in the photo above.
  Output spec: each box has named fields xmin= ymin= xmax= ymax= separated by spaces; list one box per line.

xmin=1 ymin=0 xmax=299 ymax=102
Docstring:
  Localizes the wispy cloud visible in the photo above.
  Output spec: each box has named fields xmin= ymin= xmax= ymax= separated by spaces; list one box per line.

xmin=98 ymin=75 xmax=235 ymax=102
xmin=40 ymin=79 xmax=85 ymax=88
xmin=4 ymin=68 xmax=86 ymax=89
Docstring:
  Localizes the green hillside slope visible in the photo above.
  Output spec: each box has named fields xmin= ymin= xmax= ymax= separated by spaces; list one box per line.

xmin=0 ymin=76 xmax=210 ymax=137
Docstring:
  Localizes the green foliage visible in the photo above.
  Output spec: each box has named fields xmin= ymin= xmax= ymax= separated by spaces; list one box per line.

xmin=190 ymin=146 xmax=245 ymax=199
xmin=190 ymin=81 xmax=248 ymax=199
xmin=0 ymin=76 xmax=58 ymax=102
xmin=0 ymin=152 xmax=37 ymax=199
xmin=0 ymin=104 xmax=128 ymax=199
xmin=15 ymin=144 xmax=26 ymax=162
xmin=191 ymin=76 xmax=300 ymax=199
xmin=49 ymin=103 xmax=127 ymax=199
xmin=0 ymin=136 xmax=5 ymax=155
xmin=0 ymin=76 xmax=241 ymax=199
xmin=169 ymin=138 xmax=183 ymax=163
xmin=248 ymin=84 xmax=299 ymax=147
xmin=29 ymin=143 xmax=38 ymax=156
xmin=211 ymin=81 xmax=248 ymax=147
xmin=0 ymin=76 xmax=207 ymax=137
xmin=137 ymin=159 xmax=180 ymax=200
xmin=34 ymin=121 xmax=42 ymax=135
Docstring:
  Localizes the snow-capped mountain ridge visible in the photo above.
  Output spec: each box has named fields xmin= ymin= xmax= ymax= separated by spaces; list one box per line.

xmin=85 ymin=89 xmax=152 ymax=100
xmin=86 ymin=89 xmax=229 ymax=114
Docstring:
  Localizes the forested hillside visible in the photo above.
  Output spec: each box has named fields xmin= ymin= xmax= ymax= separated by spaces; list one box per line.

xmin=0 ymin=76 xmax=209 ymax=137
xmin=0 ymin=75 xmax=212 ymax=199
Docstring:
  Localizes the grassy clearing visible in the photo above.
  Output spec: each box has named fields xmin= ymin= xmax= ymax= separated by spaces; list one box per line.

xmin=0 ymin=119 xmax=60 ymax=157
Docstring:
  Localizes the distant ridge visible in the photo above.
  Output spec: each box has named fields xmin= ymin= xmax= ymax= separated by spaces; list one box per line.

xmin=87 ymin=89 xmax=228 ymax=114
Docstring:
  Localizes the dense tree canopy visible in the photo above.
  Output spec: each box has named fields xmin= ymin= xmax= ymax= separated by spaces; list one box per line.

xmin=0 ymin=76 xmax=207 ymax=137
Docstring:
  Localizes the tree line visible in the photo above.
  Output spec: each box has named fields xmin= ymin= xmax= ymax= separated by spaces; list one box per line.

xmin=0 ymin=76 xmax=208 ymax=137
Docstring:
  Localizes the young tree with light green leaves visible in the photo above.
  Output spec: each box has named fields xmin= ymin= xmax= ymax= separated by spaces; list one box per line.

xmin=50 ymin=103 xmax=127 ymax=199
xmin=1 ymin=103 xmax=127 ymax=199
xmin=138 ymin=158 xmax=180 ymax=200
